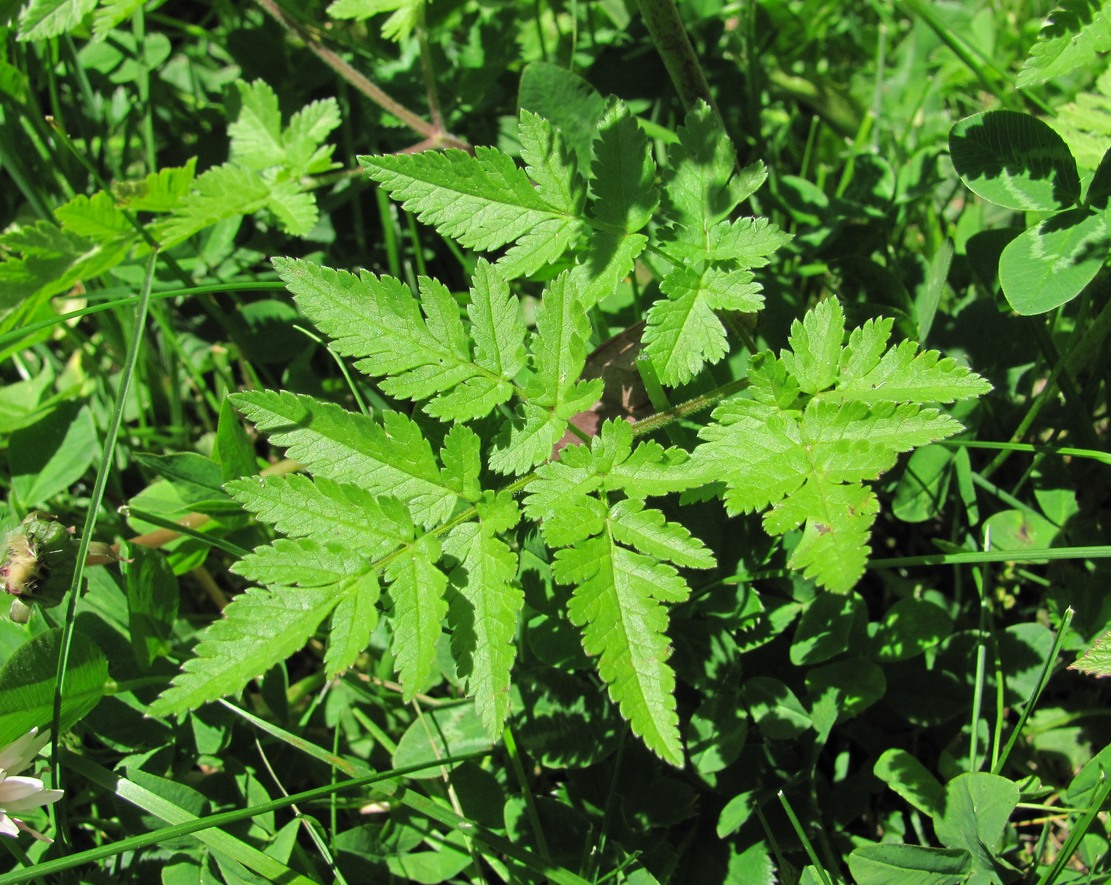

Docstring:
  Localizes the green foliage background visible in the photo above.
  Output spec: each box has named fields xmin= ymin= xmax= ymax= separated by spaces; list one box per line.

xmin=0 ymin=0 xmax=1110 ymax=882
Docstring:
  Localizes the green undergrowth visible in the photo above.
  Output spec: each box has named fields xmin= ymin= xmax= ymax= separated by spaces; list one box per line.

xmin=0 ymin=1 xmax=1109 ymax=883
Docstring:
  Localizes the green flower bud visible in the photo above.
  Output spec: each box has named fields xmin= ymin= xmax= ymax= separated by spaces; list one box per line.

xmin=1 ymin=513 xmax=77 ymax=619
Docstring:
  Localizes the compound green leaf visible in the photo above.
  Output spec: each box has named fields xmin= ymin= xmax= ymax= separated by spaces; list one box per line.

xmin=92 ymin=0 xmax=146 ymax=38
xmin=529 ymin=271 xmax=604 ymax=411
xmin=155 ymin=163 xmax=270 ymax=245
xmin=1017 ymin=0 xmax=1111 ymax=89
xmin=570 ymin=228 xmax=648 ymax=308
xmin=832 ymin=341 xmax=993 ymax=403
xmin=556 ymin=535 xmax=687 ymax=766
xmin=644 ymin=266 xmax=763 ymax=386
xmin=283 ymin=99 xmax=342 ymax=176
xmin=54 ymin=190 xmax=132 ymax=240
xmin=782 ymin=298 xmax=845 ymax=394
xmin=113 ymin=159 xmax=197 ymax=213
xmin=229 ymin=390 xmax=457 ymax=528
xmin=445 ymin=519 xmax=523 ymax=735
xmin=519 ymin=109 xmax=586 ymax=216
xmin=661 ymin=102 xmax=757 ymax=245
xmin=17 ymin=0 xmax=96 ymax=40
xmin=589 ymin=102 xmax=658 ymax=233
xmin=518 ymin=60 xmax=607 ymax=169
xmin=233 ymin=537 xmax=375 ymax=589
xmin=440 ymin=424 xmax=482 ymax=502
xmin=468 ymin=260 xmax=527 ymax=385
xmin=327 ymin=0 xmax=423 ymax=41
xmin=326 ymin=572 xmax=381 ymax=677
xmin=1070 ymin=627 xmax=1111 ymax=677
xmin=266 ymin=179 xmax=319 ymax=236
xmin=360 ymin=147 xmax=568 ymax=252
xmin=608 ymin=499 xmax=715 ymax=569
xmin=150 ymin=585 xmax=338 ymax=716
xmin=227 ymin=474 xmax=413 ymax=555
xmin=229 ymin=80 xmax=285 ymax=171
xmin=385 ymin=534 xmax=448 ymax=699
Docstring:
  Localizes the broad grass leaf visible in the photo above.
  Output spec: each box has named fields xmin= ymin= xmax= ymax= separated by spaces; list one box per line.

xmin=950 ymin=110 xmax=1080 ymax=212
xmin=9 ymin=401 xmax=97 ymax=507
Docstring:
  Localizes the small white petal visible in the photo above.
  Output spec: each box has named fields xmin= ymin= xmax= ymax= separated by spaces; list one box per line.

xmin=0 ymin=729 xmax=50 ymax=777
xmin=0 ymin=778 xmax=63 ymax=811
xmin=0 ymin=814 xmax=18 ymax=838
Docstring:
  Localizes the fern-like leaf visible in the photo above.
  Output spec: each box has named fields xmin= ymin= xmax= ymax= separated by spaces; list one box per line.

xmin=660 ymin=102 xmax=764 ymax=249
xmin=693 ymin=298 xmax=991 ymax=592
xmin=385 ymin=534 xmax=448 ymax=698
xmin=490 ymin=272 xmax=603 ymax=474
xmin=275 ymin=258 xmax=524 ymax=421
xmin=326 ymin=573 xmax=382 ymax=677
xmin=444 ymin=493 xmax=523 ymax=735
xmin=643 ymin=266 xmax=764 ymax=386
xmin=589 ymin=102 xmax=658 ymax=233
xmin=359 ymin=147 xmax=575 ymax=260
xmin=228 ymin=390 xmax=458 ymax=528
xmin=524 ymin=420 xmax=714 ymax=764
xmin=225 ymin=474 xmax=413 ymax=557
xmin=149 ymin=585 xmax=338 ymax=716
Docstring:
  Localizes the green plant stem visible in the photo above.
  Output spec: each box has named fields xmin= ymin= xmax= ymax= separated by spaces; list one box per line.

xmin=636 ymin=0 xmax=717 ymax=116
xmin=993 ymin=607 xmax=1073 ymax=776
xmin=981 ymin=287 xmax=1111 ymax=478
xmin=252 ymin=0 xmax=470 ymax=152
xmin=502 ymin=726 xmax=551 ymax=863
xmin=777 ymin=791 xmax=834 ymax=885
xmin=630 ymin=377 xmax=750 ymax=437
xmin=49 ymin=248 xmax=160 ymax=848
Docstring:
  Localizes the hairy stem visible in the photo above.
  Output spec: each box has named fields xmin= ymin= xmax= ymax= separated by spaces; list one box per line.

xmin=636 ymin=0 xmax=717 ymax=116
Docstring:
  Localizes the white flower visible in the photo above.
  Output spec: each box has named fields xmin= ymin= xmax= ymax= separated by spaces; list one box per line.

xmin=0 ymin=728 xmax=63 ymax=843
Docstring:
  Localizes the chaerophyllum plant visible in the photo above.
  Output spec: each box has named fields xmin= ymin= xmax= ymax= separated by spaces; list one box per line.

xmin=149 ymin=100 xmax=991 ymax=765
